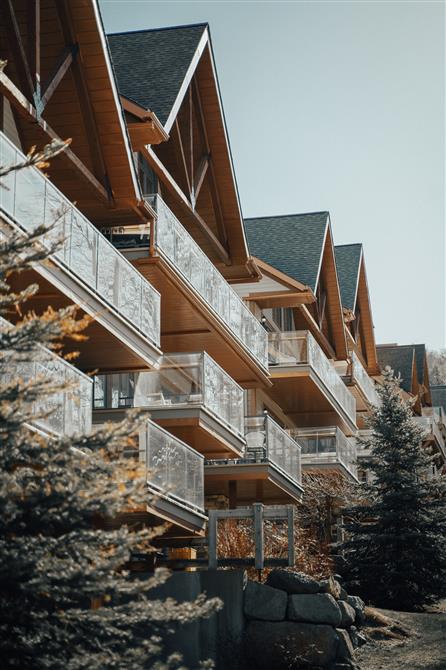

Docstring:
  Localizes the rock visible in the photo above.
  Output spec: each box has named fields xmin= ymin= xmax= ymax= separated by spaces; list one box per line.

xmin=346 ymin=595 xmax=365 ymax=625
xmin=245 ymin=620 xmax=338 ymax=670
xmin=336 ymin=629 xmax=355 ymax=662
xmin=338 ymin=586 xmax=349 ymax=601
xmin=244 ymin=579 xmax=287 ymax=621
xmin=287 ymin=593 xmax=342 ymax=626
xmin=348 ymin=626 xmax=367 ymax=649
xmin=266 ymin=569 xmax=321 ymax=595
xmin=334 ymin=574 xmax=344 ymax=584
xmin=338 ymin=601 xmax=356 ymax=628
xmin=320 ymin=576 xmax=342 ymax=599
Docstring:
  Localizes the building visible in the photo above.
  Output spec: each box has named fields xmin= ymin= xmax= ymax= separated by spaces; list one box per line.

xmin=0 ymin=1 xmax=441 ymax=571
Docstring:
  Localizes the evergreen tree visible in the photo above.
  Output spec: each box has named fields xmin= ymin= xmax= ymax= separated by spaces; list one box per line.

xmin=0 ymin=145 xmax=220 ymax=669
xmin=343 ymin=369 xmax=446 ymax=610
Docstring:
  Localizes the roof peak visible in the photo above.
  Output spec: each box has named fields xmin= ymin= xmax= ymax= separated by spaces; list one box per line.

xmin=107 ymin=22 xmax=208 ymax=38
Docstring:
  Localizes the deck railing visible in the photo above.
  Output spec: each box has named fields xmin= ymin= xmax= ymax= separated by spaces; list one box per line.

xmin=292 ymin=427 xmax=358 ymax=479
xmin=351 ymin=351 xmax=380 ymax=406
xmin=268 ymin=330 xmax=356 ymax=425
xmin=0 ymin=132 xmax=160 ymax=348
xmin=148 ymin=194 xmax=268 ymax=370
xmin=244 ymin=415 xmax=302 ymax=485
xmin=94 ymin=352 xmax=245 ymax=439
xmin=415 ymin=415 xmax=446 ymax=455
xmin=140 ymin=420 xmax=204 ymax=513
xmin=0 ymin=318 xmax=92 ymax=436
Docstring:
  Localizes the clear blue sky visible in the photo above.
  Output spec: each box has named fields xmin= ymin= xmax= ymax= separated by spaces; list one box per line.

xmin=100 ymin=0 xmax=445 ymax=350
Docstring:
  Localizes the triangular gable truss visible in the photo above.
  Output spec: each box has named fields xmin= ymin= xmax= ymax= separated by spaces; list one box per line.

xmin=123 ymin=26 xmax=254 ymax=278
xmin=0 ymin=0 xmax=144 ymax=225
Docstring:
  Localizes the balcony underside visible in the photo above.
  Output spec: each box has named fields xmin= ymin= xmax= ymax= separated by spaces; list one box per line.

xmin=112 ymin=502 xmax=206 ymax=537
xmin=7 ymin=264 xmax=161 ymax=372
xmin=301 ymin=460 xmax=358 ymax=482
xmin=267 ymin=367 xmax=357 ymax=435
xmin=204 ymin=463 xmax=304 ymax=505
xmin=133 ymin=255 xmax=270 ymax=389
xmin=94 ymin=407 xmax=245 ymax=458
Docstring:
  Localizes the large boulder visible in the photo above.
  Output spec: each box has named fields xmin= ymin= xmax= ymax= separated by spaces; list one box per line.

xmin=287 ymin=593 xmax=342 ymax=626
xmin=338 ymin=586 xmax=349 ymax=601
xmin=245 ymin=621 xmax=338 ymax=669
xmin=244 ymin=579 xmax=287 ymax=621
xmin=320 ymin=576 xmax=342 ymax=599
xmin=346 ymin=595 xmax=365 ymax=625
xmin=266 ymin=570 xmax=320 ymax=594
xmin=335 ymin=629 xmax=355 ymax=662
xmin=338 ymin=601 xmax=356 ymax=628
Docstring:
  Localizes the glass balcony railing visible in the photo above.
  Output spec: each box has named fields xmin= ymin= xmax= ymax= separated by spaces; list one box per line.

xmin=0 ymin=132 xmax=160 ymax=348
xmin=292 ymin=427 xmax=358 ymax=479
xmin=93 ymin=352 xmax=245 ymax=439
xmin=0 ymin=318 xmax=92 ymax=436
xmin=139 ymin=419 xmax=204 ymax=513
xmin=268 ymin=330 xmax=356 ymax=425
xmin=206 ymin=415 xmax=302 ymax=489
xmin=351 ymin=351 xmax=380 ymax=406
xmin=147 ymin=194 xmax=268 ymax=370
xmin=415 ymin=415 xmax=446 ymax=455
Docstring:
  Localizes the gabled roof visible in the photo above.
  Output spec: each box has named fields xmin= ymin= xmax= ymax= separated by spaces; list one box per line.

xmin=412 ymin=344 xmax=428 ymax=386
xmin=334 ymin=244 xmax=362 ymax=311
xmin=377 ymin=345 xmax=415 ymax=394
xmin=431 ymin=385 xmax=446 ymax=413
xmin=244 ymin=212 xmax=329 ymax=292
xmin=108 ymin=24 xmax=208 ymax=128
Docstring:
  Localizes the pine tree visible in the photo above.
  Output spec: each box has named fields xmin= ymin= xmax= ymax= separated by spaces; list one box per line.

xmin=0 ymin=145 xmax=220 ymax=669
xmin=343 ymin=369 xmax=446 ymax=611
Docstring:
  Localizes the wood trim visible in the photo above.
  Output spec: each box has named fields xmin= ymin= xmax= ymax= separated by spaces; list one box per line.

xmin=172 ymin=118 xmax=192 ymax=197
xmin=296 ymin=305 xmax=337 ymax=360
xmin=27 ymin=0 xmax=40 ymax=93
xmin=0 ymin=71 xmax=109 ymax=203
xmin=144 ymin=145 xmax=231 ymax=265
xmin=245 ymin=290 xmax=316 ymax=306
xmin=193 ymin=154 xmax=209 ymax=201
xmin=253 ymin=257 xmax=311 ymax=293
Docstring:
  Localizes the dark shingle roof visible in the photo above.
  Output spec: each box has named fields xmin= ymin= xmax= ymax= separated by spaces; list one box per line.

xmin=107 ymin=24 xmax=207 ymax=126
xmin=244 ymin=212 xmax=329 ymax=291
xmin=412 ymin=344 xmax=427 ymax=385
xmin=431 ymin=385 xmax=446 ymax=413
xmin=377 ymin=345 xmax=415 ymax=393
xmin=334 ymin=244 xmax=362 ymax=311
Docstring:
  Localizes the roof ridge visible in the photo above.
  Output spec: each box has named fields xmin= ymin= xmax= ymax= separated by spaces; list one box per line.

xmin=377 ymin=343 xmax=426 ymax=349
xmin=107 ymin=22 xmax=208 ymax=37
xmin=245 ymin=211 xmax=329 ymax=222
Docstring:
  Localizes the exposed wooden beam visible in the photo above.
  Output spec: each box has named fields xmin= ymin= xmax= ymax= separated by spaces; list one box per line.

xmin=143 ymin=146 xmax=231 ymax=265
xmin=0 ymin=71 xmax=109 ymax=203
xmin=27 ymin=0 xmax=40 ymax=96
xmin=172 ymin=119 xmax=192 ymax=198
xmin=192 ymin=78 xmax=227 ymax=245
xmin=40 ymin=44 xmax=78 ymax=112
xmin=296 ymin=304 xmax=337 ymax=360
xmin=189 ymin=86 xmax=194 ymax=201
xmin=2 ymin=0 xmax=34 ymax=100
xmin=193 ymin=154 xmax=209 ymax=201
xmin=56 ymin=0 xmax=112 ymax=201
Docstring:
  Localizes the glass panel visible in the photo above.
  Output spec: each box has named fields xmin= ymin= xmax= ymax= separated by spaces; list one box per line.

xmin=69 ymin=211 xmax=97 ymax=288
xmin=151 ymin=194 xmax=268 ymax=369
xmin=144 ymin=421 xmax=204 ymax=512
xmin=265 ymin=416 xmax=302 ymax=485
xmin=14 ymin=164 xmax=46 ymax=231
xmin=293 ymin=427 xmax=358 ymax=479
xmin=44 ymin=181 xmax=71 ymax=263
xmin=351 ymin=351 xmax=380 ymax=406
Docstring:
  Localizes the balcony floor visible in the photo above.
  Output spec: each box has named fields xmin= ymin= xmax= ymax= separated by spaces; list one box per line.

xmin=204 ymin=462 xmax=304 ymax=505
xmin=129 ymin=254 xmax=270 ymax=389
xmin=301 ymin=460 xmax=358 ymax=482
xmin=267 ymin=366 xmax=357 ymax=435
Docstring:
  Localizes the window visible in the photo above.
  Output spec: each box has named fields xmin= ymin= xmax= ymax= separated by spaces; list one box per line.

xmin=271 ymin=307 xmax=294 ymax=332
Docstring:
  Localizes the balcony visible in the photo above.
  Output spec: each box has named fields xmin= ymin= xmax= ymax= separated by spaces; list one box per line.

xmin=112 ymin=194 xmax=269 ymax=387
xmin=0 ymin=132 xmax=161 ymax=370
xmin=93 ymin=352 xmax=246 ymax=458
xmin=346 ymin=351 xmax=380 ymax=410
xmin=415 ymin=413 xmax=446 ymax=460
xmin=292 ymin=427 xmax=358 ymax=481
xmin=139 ymin=419 xmax=206 ymax=534
xmin=205 ymin=415 xmax=304 ymax=505
xmin=267 ymin=331 xmax=357 ymax=434
xmin=1 ymin=318 xmax=92 ymax=436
